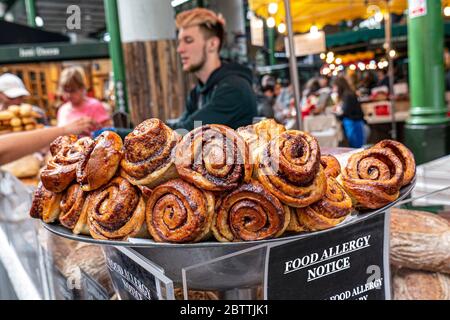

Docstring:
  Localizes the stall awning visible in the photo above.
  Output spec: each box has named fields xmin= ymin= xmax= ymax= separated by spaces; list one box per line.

xmin=326 ymin=22 xmax=450 ymax=48
xmin=249 ymin=0 xmax=450 ymax=34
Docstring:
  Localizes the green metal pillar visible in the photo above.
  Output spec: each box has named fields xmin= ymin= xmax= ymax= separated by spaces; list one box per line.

xmin=25 ymin=0 xmax=36 ymax=27
xmin=268 ymin=24 xmax=276 ymax=66
xmin=104 ymin=0 xmax=129 ymax=114
xmin=405 ymin=0 xmax=449 ymax=164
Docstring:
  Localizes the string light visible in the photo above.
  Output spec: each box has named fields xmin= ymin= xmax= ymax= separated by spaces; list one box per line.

xmin=320 ymin=53 xmax=326 ymax=60
xmin=389 ymin=49 xmax=396 ymax=58
xmin=267 ymin=17 xmax=276 ymax=28
xmin=268 ymin=3 xmax=278 ymax=15
xmin=310 ymin=25 xmax=319 ymax=34
xmin=335 ymin=58 xmax=342 ymax=65
xmin=445 ymin=7 xmax=450 ymax=16
xmin=277 ymin=23 xmax=286 ymax=33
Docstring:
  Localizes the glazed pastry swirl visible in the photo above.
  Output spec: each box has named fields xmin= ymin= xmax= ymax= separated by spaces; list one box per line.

xmin=212 ymin=181 xmax=290 ymax=242
xmin=30 ymin=183 xmax=62 ymax=223
xmin=175 ymin=124 xmax=252 ymax=191
xmin=41 ymin=135 xmax=93 ymax=193
xmin=86 ymin=177 xmax=146 ymax=240
xmin=341 ymin=148 xmax=404 ymax=209
xmin=255 ymin=130 xmax=327 ymax=207
xmin=77 ymin=131 xmax=123 ymax=192
xmin=320 ymin=154 xmax=341 ymax=178
xmin=59 ymin=184 xmax=89 ymax=235
xmin=121 ymin=119 xmax=180 ymax=187
xmin=373 ymin=139 xmax=416 ymax=186
xmin=146 ymin=179 xmax=215 ymax=243
xmin=288 ymin=177 xmax=352 ymax=232
xmin=237 ymin=119 xmax=286 ymax=163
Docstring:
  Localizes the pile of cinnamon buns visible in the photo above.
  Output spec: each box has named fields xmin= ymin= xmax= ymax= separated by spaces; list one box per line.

xmin=30 ymin=119 xmax=416 ymax=243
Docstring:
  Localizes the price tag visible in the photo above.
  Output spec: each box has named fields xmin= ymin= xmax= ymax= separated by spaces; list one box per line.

xmin=266 ymin=212 xmax=390 ymax=300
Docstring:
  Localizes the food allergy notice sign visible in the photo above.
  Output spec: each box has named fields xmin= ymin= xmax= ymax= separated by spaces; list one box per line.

xmin=266 ymin=212 xmax=390 ymax=300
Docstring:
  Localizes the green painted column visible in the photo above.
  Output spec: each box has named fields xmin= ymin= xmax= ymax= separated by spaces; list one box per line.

xmin=24 ymin=0 xmax=36 ymax=27
xmin=407 ymin=0 xmax=447 ymax=125
xmin=268 ymin=24 xmax=276 ymax=65
xmin=405 ymin=0 xmax=449 ymax=164
xmin=104 ymin=0 xmax=129 ymax=114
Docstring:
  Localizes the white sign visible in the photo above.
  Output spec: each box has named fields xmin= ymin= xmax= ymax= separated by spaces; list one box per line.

xmin=285 ymin=31 xmax=326 ymax=57
xmin=250 ymin=16 xmax=264 ymax=47
xmin=409 ymin=0 xmax=427 ymax=19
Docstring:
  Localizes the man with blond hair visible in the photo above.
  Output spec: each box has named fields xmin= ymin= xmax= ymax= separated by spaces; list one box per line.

xmin=168 ymin=8 xmax=257 ymax=131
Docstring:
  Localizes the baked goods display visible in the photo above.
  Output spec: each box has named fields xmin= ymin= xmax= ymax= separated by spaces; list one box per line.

xmin=340 ymin=143 xmax=414 ymax=209
xmin=175 ymin=124 xmax=252 ymax=191
xmin=86 ymin=176 xmax=147 ymax=240
xmin=392 ymin=268 xmax=450 ymax=300
xmin=120 ymin=119 xmax=180 ymax=188
xmin=212 ymin=180 xmax=290 ymax=242
xmin=30 ymin=118 xmax=416 ymax=243
xmin=390 ymin=208 xmax=450 ymax=300
xmin=0 ymin=104 xmax=44 ymax=134
xmin=41 ymin=135 xmax=93 ymax=193
xmin=287 ymin=176 xmax=352 ymax=232
xmin=255 ymin=130 xmax=327 ymax=208
xmin=390 ymin=208 xmax=450 ymax=274
xmin=146 ymin=179 xmax=214 ymax=243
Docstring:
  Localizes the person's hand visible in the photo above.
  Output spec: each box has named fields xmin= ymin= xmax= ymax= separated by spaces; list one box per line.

xmin=62 ymin=117 xmax=95 ymax=135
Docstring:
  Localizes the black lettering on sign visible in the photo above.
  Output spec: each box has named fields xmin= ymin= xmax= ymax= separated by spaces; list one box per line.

xmin=266 ymin=212 xmax=389 ymax=300
xmin=103 ymin=247 xmax=164 ymax=300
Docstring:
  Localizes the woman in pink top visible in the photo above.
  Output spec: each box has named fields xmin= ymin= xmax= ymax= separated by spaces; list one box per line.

xmin=57 ymin=66 xmax=112 ymax=134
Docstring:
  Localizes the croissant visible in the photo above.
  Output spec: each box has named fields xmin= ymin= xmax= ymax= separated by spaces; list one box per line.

xmin=146 ymin=179 xmax=215 ymax=243
xmin=288 ymin=177 xmax=353 ymax=232
xmin=373 ymin=139 xmax=416 ymax=187
xmin=341 ymin=147 xmax=404 ymax=209
xmin=30 ymin=183 xmax=62 ymax=223
xmin=237 ymin=119 xmax=286 ymax=164
xmin=41 ymin=135 xmax=93 ymax=193
xmin=255 ymin=130 xmax=327 ymax=207
xmin=59 ymin=183 xmax=89 ymax=235
xmin=212 ymin=180 xmax=290 ymax=242
xmin=320 ymin=154 xmax=341 ymax=178
xmin=120 ymin=119 xmax=180 ymax=187
xmin=86 ymin=176 xmax=147 ymax=240
xmin=175 ymin=124 xmax=252 ymax=191
xmin=77 ymin=131 xmax=123 ymax=192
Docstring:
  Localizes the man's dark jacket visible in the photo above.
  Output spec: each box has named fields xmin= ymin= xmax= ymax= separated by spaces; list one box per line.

xmin=169 ymin=62 xmax=257 ymax=131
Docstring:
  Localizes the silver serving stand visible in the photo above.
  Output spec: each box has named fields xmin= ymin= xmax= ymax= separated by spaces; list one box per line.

xmin=42 ymin=181 xmax=415 ymax=297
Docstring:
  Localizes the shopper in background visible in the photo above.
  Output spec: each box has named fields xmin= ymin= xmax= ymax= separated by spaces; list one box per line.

xmin=256 ymin=75 xmax=276 ymax=118
xmin=167 ymin=8 xmax=257 ymax=131
xmin=0 ymin=73 xmax=48 ymax=124
xmin=376 ymin=69 xmax=390 ymax=90
xmin=315 ymin=75 xmax=333 ymax=114
xmin=57 ymin=66 xmax=112 ymax=133
xmin=300 ymin=77 xmax=321 ymax=118
xmin=0 ymin=117 xmax=94 ymax=165
xmin=332 ymin=76 xmax=365 ymax=148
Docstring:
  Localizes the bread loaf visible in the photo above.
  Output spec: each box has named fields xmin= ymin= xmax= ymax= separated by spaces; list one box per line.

xmin=390 ymin=208 xmax=450 ymax=274
xmin=392 ymin=268 xmax=450 ymax=300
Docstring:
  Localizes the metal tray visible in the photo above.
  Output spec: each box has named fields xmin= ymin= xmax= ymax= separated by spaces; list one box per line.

xmin=42 ymin=181 xmax=414 ymax=290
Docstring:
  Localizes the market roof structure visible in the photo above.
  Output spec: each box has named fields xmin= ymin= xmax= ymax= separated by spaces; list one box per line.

xmin=249 ymin=0 xmax=450 ymax=33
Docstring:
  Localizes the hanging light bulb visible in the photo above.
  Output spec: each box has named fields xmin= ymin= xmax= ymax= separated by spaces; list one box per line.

xmin=444 ymin=7 xmax=450 ymax=17
xmin=310 ymin=25 xmax=319 ymax=34
xmin=389 ymin=49 xmax=396 ymax=58
xmin=320 ymin=53 xmax=326 ymax=60
xmin=277 ymin=23 xmax=286 ymax=33
xmin=349 ymin=64 xmax=356 ymax=71
xmin=267 ymin=17 xmax=276 ymax=28
xmin=374 ymin=12 xmax=384 ymax=23
xmin=268 ymin=3 xmax=278 ymax=15
xmin=335 ymin=58 xmax=342 ymax=65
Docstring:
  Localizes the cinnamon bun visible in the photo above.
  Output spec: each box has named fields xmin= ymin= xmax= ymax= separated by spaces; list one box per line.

xmin=77 ymin=131 xmax=123 ymax=192
xmin=86 ymin=176 xmax=146 ymax=240
xmin=212 ymin=180 xmax=290 ymax=242
xmin=175 ymin=124 xmax=252 ymax=191
xmin=146 ymin=179 xmax=215 ymax=243
xmin=121 ymin=119 xmax=180 ymax=187
xmin=255 ymin=130 xmax=327 ymax=207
